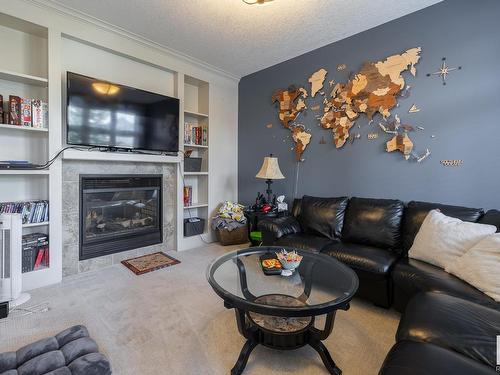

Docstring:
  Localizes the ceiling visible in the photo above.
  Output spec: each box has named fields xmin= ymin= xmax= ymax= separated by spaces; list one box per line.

xmin=47 ymin=0 xmax=442 ymax=78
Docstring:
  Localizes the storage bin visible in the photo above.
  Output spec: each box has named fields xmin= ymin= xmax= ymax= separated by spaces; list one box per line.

xmin=184 ymin=157 xmax=202 ymax=172
xmin=216 ymin=224 xmax=249 ymax=246
xmin=184 ymin=218 xmax=205 ymax=237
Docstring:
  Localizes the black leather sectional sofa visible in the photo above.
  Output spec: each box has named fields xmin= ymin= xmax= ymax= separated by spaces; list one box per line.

xmin=258 ymin=196 xmax=500 ymax=374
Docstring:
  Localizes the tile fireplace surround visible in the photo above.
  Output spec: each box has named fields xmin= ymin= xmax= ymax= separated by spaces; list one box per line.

xmin=62 ymin=160 xmax=177 ymax=276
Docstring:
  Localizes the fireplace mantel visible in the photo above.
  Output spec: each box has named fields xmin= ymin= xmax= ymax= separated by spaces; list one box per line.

xmin=63 ymin=149 xmax=181 ymax=164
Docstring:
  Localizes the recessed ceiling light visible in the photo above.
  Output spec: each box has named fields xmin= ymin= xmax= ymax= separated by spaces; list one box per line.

xmin=242 ymin=0 xmax=274 ymax=5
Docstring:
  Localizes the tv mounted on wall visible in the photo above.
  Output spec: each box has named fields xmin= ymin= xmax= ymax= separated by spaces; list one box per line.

xmin=66 ymin=72 xmax=179 ymax=153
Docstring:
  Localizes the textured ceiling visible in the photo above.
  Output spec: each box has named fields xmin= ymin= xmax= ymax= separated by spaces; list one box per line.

xmin=46 ymin=0 xmax=442 ymax=78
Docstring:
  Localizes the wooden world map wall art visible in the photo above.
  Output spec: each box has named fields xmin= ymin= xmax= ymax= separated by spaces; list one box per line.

xmin=270 ymin=47 xmax=455 ymax=164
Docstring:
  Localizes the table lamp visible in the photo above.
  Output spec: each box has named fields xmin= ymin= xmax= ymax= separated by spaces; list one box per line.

xmin=255 ymin=154 xmax=285 ymax=204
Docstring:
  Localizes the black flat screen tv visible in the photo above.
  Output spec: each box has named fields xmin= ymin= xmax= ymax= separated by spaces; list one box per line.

xmin=66 ymin=72 xmax=179 ymax=153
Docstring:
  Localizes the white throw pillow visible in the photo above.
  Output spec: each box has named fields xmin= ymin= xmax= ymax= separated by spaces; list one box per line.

xmin=408 ymin=210 xmax=496 ymax=269
xmin=447 ymin=234 xmax=500 ymax=301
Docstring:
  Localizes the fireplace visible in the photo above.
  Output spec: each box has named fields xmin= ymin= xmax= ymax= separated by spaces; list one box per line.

xmin=79 ymin=175 xmax=162 ymax=260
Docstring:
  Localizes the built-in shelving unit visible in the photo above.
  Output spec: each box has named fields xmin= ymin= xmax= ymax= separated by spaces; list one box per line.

xmin=0 ymin=69 xmax=48 ymax=87
xmin=178 ymin=74 xmax=210 ymax=250
xmin=0 ymin=170 xmax=49 ymax=175
xmin=184 ymin=171 xmax=208 ymax=176
xmin=0 ymin=13 xmax=59 ymax=291
xmin=183 ymin=143 xmax=208 ymax=149
xmin=184 ymin=109 xmax=209 ymax=119
xmin=183 ymin=203 xmax=208 ymax=210
xmin=23 ymin=221 xmax=49 ymax=228
xmin=0 ymin=123 xmax=49 ymax=132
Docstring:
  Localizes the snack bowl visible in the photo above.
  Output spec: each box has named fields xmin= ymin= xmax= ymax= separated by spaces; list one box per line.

xmin=275 ymin=249 xmax=303 ymax=271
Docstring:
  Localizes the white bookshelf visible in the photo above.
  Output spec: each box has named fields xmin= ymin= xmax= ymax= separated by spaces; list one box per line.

xmin=0 ymin=14 xmax=60 ymax=290
xmin=184 ymin=109 xmax=209 ymax=119
xmin=183 ymin=143 xmax=208 ymax=149
xmin=177 ymin=74 xmax=211 ymax=250
xmin=23 ymin=221 xmax=49 ymax=228
xmin=0 ymin=123 xmax=48 ymax=132
xmin=0 ymin=69 xmax=48 ymax=87
xmin=0 ymin=170 xmax=49 ymax=175
xmin=184 ymin=171 xmax=209 ymax=176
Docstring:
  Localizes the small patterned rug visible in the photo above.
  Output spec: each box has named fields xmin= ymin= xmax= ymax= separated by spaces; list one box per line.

xmin=121 ymin=252 xmax=180 ymax=275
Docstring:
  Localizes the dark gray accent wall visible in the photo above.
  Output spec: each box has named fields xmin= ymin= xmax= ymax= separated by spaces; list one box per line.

xmin=238 ymin=0 xmax=500 ymax=210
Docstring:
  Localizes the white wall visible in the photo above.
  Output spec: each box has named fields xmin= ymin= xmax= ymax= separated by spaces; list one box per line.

xmin=61 ymin=38 xmax=175 ymax=98
xmin=0 ymin=0 xmax=239 ymax=287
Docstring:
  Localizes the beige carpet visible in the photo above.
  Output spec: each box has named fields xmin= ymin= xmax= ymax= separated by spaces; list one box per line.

xmin=0 ymin=244 xmax=400 ymax=374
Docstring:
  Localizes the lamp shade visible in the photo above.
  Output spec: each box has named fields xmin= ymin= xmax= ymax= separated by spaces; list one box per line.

xmin=256 ymin=156 xmax=285 ymax=180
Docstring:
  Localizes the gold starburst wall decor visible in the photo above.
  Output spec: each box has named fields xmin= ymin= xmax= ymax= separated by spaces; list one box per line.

xmin=427 ymin=57 xmax=462 ymax=85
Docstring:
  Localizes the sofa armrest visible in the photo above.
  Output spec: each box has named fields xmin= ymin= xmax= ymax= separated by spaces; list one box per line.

xmin=258 ymin=216 xmax=302 ymax=245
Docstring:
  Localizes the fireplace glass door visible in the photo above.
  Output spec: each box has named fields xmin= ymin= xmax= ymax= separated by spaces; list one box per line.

xmin=80 ymin=175 xmax=162 ymax=260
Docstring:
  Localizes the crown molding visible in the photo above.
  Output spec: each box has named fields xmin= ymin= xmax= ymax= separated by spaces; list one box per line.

xmin=22 ymin=0 xmax=241 ymax=81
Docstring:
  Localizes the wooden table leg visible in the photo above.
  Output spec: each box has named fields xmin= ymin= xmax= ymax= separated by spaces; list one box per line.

xmin=231 ymin=339 xmax=258 ymax=375
xmin=309 ymin=338 xmax=342 ymax=375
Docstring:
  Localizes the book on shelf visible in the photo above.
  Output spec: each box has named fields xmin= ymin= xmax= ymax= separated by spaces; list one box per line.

xmin=9 ymin=95 xmax=21 ymax=125
xmin=184 ymin=123 xmax=208 ymax=146
xmin=0 ymin=200 xmax=49 ymax=224
xmin=21 ymin=98 xmax=32 ymax=127
xmin=22 ymin=232 xmax=49 ymax=273
xmin=2 ymin=95 xmax=48 ymax=128
xmin=183 ymin=186 xmax=193 ymax=207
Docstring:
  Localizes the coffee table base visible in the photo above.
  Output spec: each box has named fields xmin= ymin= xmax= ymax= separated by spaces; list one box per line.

xmin=231 ymin=337 xmax=341 ymax=375
xmin=227 ymin=299 xmax=344 ymax=375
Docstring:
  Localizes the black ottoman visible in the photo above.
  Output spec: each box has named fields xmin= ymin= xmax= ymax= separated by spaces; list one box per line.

xmin=0 ymin=325 xmax=111 ymax=375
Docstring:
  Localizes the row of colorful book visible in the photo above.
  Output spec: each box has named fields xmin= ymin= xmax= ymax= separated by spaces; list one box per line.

xmin=184 ymin=123 xmax=208 ymax=146
xmin=0 ymin=200 xmax=49 ymax=224
xmin=183 ymin=185 xmax=193 ymax=207
xmin=22 ymin=233 xmax=49 ymax=273
xmin=0 ymin=95 xmax=48 ymax=128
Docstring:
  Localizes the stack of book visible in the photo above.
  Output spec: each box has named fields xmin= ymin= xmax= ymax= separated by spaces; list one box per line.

xmin=22 ymin=233 xmax=49 ymax=273
xmin=0 ymin=200 xmax=49 ymax=224
xmin=183 ymin=186 xmax=193 ymax=207
xmin=0 ymin=95 xmax=48 ymax=128
xmin=184 ymin=123 xmax=208 ymax=146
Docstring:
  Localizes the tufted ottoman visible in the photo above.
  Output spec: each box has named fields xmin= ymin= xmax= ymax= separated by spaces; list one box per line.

xmin=0 ymin=325 xmax=111 ymax=375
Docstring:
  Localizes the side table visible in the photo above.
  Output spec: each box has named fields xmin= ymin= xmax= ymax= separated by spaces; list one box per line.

xmin=243 ymin=210 xmax=288 ymax=245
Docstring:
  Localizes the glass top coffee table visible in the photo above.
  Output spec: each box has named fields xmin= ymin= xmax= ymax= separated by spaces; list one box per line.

xmin=207 ymin=246 xmax=359 ymax=375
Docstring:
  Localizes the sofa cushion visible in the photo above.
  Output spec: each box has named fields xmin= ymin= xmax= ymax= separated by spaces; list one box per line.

xmin=321 ymin=241 xmax=399 ymax=276
xmin=291 ymin=198 xmax=302 ymax=218
xmin=341 ymin=197 xmax=404 ymax=250
xmin=397 ymin=292 xmax=500 ymax=368
xmin=391 ymin=257 xmax=493 ymax=312
xmin=55 ymin=326 xmax=90 ymax=348
xmin=258 ymin=216 xmax=302 ymax=240
xmin=408 ymin=210 xmax=496 ymax=269
xmin=447 ymin=234 xmax=500 ymax=302
xmin=0 ymin=325 xmax=111 ymax=375
xmin=18 ymin=350 xmax=66 ymax=375
xmin=0 ymin=352 xmax=17 ymax=373
xmin=479 ymin=209 xmax=500 ymax=232
xmin=298 ymin=196 xmax=349 ymax=240
xmin=275 ymin=234 xmax=337 ymax=253
xmin=379 ymin=341 xmax=495 ymax=375
xmin=16 ymin=337 xmax=59 ymax=366
xmin=67 ymin=353 xmax=111 ymax=375
xmin=401 ymin=201 xmax=484 ymax=252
